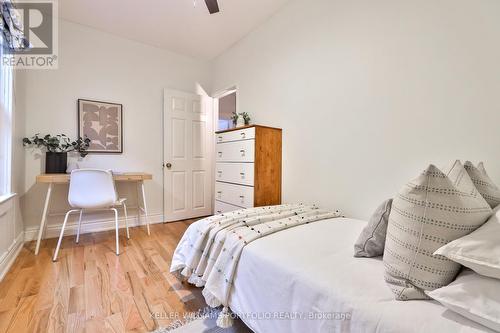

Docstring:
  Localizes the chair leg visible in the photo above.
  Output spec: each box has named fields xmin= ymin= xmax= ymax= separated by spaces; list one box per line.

xmin=123 ymin=203 xmax=130 ymax=239
xmin=76 ymin=209 xmax=83 ymax=244
xmin=112 ymin=208 xmax=119 ymax=256
xmin=53 ymin=210 xmax=76 ymax=262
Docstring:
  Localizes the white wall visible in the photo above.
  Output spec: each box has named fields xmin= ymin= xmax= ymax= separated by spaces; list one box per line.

xmin=17 ymin=20 xmax=212 ymax=235
xmin=212 ymin=0 xmax=500 ymax=219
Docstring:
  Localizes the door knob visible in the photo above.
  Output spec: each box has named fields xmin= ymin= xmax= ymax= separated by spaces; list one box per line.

xmin=165 ymin=163 xmax=172 ymax=169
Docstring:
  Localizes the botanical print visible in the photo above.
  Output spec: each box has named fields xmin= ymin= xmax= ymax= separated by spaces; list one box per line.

xmin=78 ymin=99 xmax=123 ymax=153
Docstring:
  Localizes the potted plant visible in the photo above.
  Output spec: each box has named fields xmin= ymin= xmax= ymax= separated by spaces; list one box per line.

xmin=231 ymin=112 xmax=251 ymax=127
xmin=23 ymin=134 xmax=91 ymax=173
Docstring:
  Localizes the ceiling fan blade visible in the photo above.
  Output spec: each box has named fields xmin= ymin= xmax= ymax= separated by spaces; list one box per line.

xmin=204 ymin=0 xmax=220 ymax=14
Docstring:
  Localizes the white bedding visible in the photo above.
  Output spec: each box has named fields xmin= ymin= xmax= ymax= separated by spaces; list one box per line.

xmin=172 ymin=216 xmax=494 ymax=332
xmin=226 ymin=218 xmax=494 ymax=333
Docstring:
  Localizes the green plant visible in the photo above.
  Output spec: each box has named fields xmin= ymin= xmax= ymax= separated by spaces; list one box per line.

xmin=23 ymin=134 xmax=91 ymax=157
xmin=240 ymin=112 xmax=251 ymax=125
xmin=231 ymin=112 xmax=238 ymax=124
xmin=231 ymin=112 xmax=251 ymax=125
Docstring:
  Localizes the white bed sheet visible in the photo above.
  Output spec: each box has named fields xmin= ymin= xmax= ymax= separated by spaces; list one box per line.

xmin=228 ymin=218 xmax=494 ymax=333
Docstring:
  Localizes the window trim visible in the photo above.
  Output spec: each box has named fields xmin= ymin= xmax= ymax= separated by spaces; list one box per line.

xmin=0 ymin=193 xmax=16 ymax=206
xmin=0 ymin=46 xmax=14 ymax=196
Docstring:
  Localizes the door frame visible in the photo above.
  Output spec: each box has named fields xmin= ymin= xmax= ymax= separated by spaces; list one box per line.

xmin=162 ymin=88 xmax=214 ymax=222
xmin=212 ymin=85 xmax=239 ymax=121
xmin=211 ymin=84 xmax=239 ymax=213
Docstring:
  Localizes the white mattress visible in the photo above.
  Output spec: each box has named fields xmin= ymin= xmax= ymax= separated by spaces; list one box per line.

xmin=228 ymin=218 xmax=494 ymax=333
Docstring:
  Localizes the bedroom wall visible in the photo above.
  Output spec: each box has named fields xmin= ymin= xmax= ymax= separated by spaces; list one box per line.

xmin=212 ymin=0 xmax=500 ymax=219
xmin=17 ymin=20 xmax=212 ymax=238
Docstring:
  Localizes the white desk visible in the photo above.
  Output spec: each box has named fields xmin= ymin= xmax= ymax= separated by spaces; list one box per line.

xmin=34 ymin=172 xmax=153 ymax=255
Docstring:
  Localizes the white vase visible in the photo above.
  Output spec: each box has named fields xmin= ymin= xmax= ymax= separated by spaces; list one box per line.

xmin=236 ymin=115 xmax=245 ymax=127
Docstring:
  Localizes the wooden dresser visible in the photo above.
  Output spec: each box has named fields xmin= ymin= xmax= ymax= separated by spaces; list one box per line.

xmin=214 ymin=125 xmax=282 ymax=214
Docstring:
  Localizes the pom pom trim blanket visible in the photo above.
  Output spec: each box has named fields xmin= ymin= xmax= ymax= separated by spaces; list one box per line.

xmin=170 ymin=204 xmax=342 ymax=327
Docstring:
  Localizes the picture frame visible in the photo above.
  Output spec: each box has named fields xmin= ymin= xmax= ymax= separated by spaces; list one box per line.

xmin=77 ymin=99 xmax=123 ymax=153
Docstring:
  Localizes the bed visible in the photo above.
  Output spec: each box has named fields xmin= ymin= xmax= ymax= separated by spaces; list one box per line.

xmin=172 ymin=216 xmax=493 ymax=333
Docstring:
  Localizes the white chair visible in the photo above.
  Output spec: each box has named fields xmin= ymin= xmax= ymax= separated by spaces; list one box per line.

xmin=52 ymin=169 xmax=129 ymax=261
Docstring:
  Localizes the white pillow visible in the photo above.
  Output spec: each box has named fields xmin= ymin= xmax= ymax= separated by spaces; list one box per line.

xmin=435 ymin=206 xmax=500 ymax=280
xmin=428 ymin=269 xmax=500 ymax=332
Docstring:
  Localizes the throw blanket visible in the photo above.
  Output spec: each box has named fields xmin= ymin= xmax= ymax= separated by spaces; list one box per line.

xmin=170 ymin=204 xmax=342 ymax=328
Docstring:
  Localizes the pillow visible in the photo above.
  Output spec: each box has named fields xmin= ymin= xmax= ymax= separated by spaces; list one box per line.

xmin=383 ymin=160 xmax=492 ymax=300
xmin=464 ymin=161 xmax=500 ymax=208
xmin=435 ymin=205 xmax=500 ymax=280
xmin=354 ymin=198 xmax=392 ymax=257
xmin=427 ymin=269 xmax=500 ymax=332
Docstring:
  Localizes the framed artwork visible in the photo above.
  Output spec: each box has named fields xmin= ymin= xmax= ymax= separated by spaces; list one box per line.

xmin=78 ymin=99 xmax=123 ymax=153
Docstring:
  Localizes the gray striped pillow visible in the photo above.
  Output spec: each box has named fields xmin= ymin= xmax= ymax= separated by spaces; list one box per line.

xmin=383 ymin=160 xmax=492 ymax=300
xmin=464 ymin=161 xmax=500 ymax=208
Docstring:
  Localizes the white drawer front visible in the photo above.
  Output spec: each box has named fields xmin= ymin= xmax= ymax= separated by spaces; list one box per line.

xmin=216 ymin=127 xmax=255 ymax=143
xmin=215 ymin=162 xmax=254 ymax=186
xmin=214 ymin=200 xmax=244 ymax=215
xmin=215 ymin=182 xmax=254 ymax=208
xmin=216 ymin=140 xmax=255 ymax=162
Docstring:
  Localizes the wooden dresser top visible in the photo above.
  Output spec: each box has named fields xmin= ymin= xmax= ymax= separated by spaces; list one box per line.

xmin=215 ymin=124 xmax=282 ymax=134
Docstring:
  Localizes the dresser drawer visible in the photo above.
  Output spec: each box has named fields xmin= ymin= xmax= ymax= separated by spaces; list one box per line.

xmin=216 ymin=127 xmax=255 ymax=143
xmin=214 ymin=200 xmax=244 ymax=214
xmin=215 ymin=162 xmax=254 ymax=186
xmin=216 ymin=140 xmax=255 ymax=163
xmin=215 ymin=182 xmax=254 ymax=208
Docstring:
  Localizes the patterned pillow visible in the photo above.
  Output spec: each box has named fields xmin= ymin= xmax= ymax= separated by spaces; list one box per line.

xmin=464 ymin=161 xmax=500 ymax=208
xmin=383 ymin=161 xmax=492 ymax=300
xmin=354 ymin=198 xmax=392 ymax=257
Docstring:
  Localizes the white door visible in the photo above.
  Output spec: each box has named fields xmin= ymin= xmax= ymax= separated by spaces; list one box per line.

xmin=163 ymin=89 xmax=213 ymax=222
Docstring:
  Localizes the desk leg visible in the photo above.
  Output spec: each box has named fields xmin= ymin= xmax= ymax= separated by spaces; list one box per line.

xmin=136 ymin=183 xmax=142 ymax=224
xmin=140 ymin=181 xmax=151 ymax=236
xmin=35 ymin=183 xmax=53 ymax=255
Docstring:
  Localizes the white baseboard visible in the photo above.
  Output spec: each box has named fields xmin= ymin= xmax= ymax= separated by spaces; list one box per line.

xmin=24 ymin=213 xmax=165 ymax=242
xmin=0 ymin=232 xmax=25 ymax=282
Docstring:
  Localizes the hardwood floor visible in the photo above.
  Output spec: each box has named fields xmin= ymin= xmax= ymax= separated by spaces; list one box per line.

xmin=0 ymin=220 xmax=208 ymax=333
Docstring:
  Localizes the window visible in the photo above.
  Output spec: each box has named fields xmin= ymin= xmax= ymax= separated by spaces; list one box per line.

xmin=0 ymin=44 xmax=13 ymax=196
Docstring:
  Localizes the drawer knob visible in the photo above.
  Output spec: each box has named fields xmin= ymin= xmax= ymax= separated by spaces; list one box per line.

xmin=240 ymin=172 xmax=245 ymax=179
xmin=241 ymin=132 xmax=246 ymax=138
xmin=218 ymin=152 xmax=223 ymax=157
xmin=218 ymin=136 xmax=223 ymax=142
xmin=240 ymin=149 xmax=245 ymax=156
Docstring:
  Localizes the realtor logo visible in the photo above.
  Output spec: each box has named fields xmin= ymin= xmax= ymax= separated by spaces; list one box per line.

xmin=1 ymin=0 xmax=58 ymax=69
